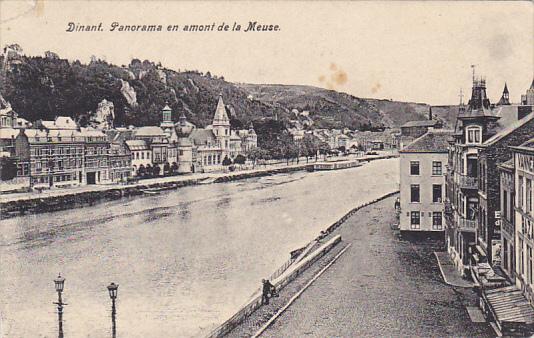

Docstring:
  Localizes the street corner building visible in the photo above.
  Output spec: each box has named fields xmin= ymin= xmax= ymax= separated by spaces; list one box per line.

xmin=443 ymin=77 xmax=534 ymax=335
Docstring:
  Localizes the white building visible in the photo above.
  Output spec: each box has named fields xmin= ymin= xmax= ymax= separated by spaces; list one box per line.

xmin=399 ymin=130 xmax=452 ymax=232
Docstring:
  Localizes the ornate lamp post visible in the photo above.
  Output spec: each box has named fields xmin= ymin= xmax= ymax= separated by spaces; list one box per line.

xmin=53 ymin=274 xmax=66 ymax=338
xmin=107 ymin=282 xmax=118 ymax=338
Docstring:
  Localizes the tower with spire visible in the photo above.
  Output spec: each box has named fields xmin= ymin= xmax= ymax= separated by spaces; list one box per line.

xmin=521 ymin=78 xmax=534 ymax=106
xmin=497 ymin=83 xmax=510 ymax=106
xmin=212 ymin=94 xmax=231 ymax=153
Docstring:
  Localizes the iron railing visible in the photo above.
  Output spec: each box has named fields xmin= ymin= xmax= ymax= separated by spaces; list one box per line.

xmin=459 ymin=174 xmax=478 ymax=190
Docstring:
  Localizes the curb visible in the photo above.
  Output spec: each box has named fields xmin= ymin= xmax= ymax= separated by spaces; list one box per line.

xmin=433 ymin=252 xmax=473 ymax=288
xmin=252 ymin=243 xmax=353 ymax=338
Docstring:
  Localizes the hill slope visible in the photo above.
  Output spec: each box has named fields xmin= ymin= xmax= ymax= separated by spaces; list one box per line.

xmin=0 ymin=50 xmax=456 ymax=132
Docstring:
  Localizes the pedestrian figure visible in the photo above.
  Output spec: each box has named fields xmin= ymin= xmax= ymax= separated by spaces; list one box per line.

xmin=261 ymin=279 xmax=276 ymax=305
xmin=394 ymin=197 xmax=400 ymax=210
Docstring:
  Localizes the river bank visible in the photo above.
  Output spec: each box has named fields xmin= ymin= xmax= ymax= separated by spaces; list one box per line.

xmin=225 ymin=194 xmax=493 ymax=338
xmin=0 ymin=154 xmax=398 ymax=219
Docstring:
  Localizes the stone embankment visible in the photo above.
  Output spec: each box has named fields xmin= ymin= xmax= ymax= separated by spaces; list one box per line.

xmin=206 ymin=190 xmax=400 ymax=338
xmin=0 ymin=154 xmax=398 ymax=219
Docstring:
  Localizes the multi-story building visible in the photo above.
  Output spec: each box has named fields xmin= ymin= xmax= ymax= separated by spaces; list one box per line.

xmin=498 ymin=159 xmax=515 ymax=279
xmin=106 ymin=131 xmax=132 ymax=183
xmin=476 ymin=113 xmax=534 ymax=265
xmin=512 ymin=139 xmax=534 ymax=300
xmin=446 ymin=77 xmax=534 ymax=276
xmin=126 ymin=139 xmax=151 ymax=176
xmin=21 ymin=129 xmax=85 ymax=188
xmin=446 ymin=78 xmax=499 ymax=275
xmin=81 ymin=127 xmax=110 ymax=185
xmin=399 ymin=130 xmax=452 ymax=232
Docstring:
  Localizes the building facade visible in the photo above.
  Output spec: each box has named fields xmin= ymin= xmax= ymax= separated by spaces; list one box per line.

xmin=512 ymin=139 xmax=534 ymax=302
xmin=399 ymin=130 xmax=451 ymax=232
xmin=499 ymin=159 xmax=515 ymax=279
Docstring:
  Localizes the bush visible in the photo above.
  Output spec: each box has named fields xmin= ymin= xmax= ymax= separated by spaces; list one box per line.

xmin=234 ymin=154 xmax=246 ymax=164
xmin=0 ymin=158 xmax=17 ymax=181
xmin=222 ymin=156 xmax=232 ymax=166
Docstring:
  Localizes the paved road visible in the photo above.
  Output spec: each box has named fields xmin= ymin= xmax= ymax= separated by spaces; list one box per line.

xmin=255 ymin=196 xmax=494 ymax=337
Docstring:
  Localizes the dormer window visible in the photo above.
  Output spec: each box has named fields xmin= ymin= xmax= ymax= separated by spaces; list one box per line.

xmin=466 ymin=126 xmax=482 ymax=144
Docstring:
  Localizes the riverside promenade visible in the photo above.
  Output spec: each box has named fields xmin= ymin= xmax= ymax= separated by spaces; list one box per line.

xmin=227 ymin=195 xmax=494 ymax=338
xmin=0 ymin=153 xmax=397 ymax=217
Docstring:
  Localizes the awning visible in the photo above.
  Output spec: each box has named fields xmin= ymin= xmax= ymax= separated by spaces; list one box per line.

xmin=483 ymin=286 xmax=534 ymax=334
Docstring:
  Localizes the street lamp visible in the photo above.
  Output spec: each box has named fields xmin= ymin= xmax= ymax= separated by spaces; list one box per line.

xmin=107 ymin=282 xmax=118 ymax=338
xmin=53 ymin=274 xmax=66 ymax=338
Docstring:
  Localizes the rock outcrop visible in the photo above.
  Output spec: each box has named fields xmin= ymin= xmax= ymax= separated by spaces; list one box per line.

xmin=91 ymin=99 xmax=115 ymax=129
xmin=120 ymin=79 xmax=138 ymax=107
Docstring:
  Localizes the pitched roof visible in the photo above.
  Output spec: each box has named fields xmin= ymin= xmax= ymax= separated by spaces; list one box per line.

xmin=498 ymin=158 xmax=514 ymax=171
xmin=125 ymin=139 xmax=148 ymax=150
xmin=0 ymin=128 xmax=19 ymax=140
xmin=483 ymin=112 xmax=534 ymax=146
xmin=401 ymin=120 xmax=440 ymax=128
xmin=213 ymin=95 xmax=229 ymax=124
xmin=521 ymin=138 xmax=534 ymax=148
xmin=189 ymin=129 xmax=216 ymax=146
xmin=400 ymin=130 xmax=453 ymax=153
xmin=133 ymin=126 xmax=166 ymax=137
xmin=79 ymin=127 xmax=106 ymax=137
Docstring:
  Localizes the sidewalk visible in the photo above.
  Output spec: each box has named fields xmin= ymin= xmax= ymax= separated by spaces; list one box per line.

xmin=225 ymin=195 xmax=493 ymax=338
xmin=434 ymin=251 xmax=474 ymax=288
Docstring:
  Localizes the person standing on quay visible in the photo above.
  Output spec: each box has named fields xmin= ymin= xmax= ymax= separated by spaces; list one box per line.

xmin=262 ymin=279 xmax=275 ymax=305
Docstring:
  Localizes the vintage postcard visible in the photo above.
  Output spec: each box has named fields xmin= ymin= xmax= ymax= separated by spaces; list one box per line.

xmin=0 ymin=1 xmax=533 ymax=337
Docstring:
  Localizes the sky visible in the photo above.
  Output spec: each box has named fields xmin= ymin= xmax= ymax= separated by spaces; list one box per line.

xmin=0 ymin=0 xmax=533 ymax=105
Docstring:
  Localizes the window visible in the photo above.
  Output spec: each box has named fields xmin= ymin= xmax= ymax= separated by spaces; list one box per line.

xmin=411 ymin=184 xmax=420 ymax=203
xmin=410 ymin=211 xmax=420 ymax=229
xmin=432 ymin=184 xmax=442 ymax=203
xmin=141 ymin=152 xmax=144 ymax=160
xmin=503 ymin=191 xmax=508 ymax=222
xmin=519 ymin=176 xmax=524 ymax=209
xmin=432 ymin=212 xmax=443 ymax=230
xmin=527 ymin=178 xmax=532 ymax=213
xmin=410 ymin=161 xmax=420 ymax=175
xmin=529 ymin=246 xmax=533 ymax=284
xmin=466 ymin=126 xmax=481 ymax=144
xmin=519 ymin=237 xmax=525 ymax=275
xmin=432 ymin=161 xmax=442 ymax=175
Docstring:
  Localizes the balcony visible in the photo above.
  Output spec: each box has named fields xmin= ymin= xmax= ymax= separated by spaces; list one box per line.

xmin=459 ymin=174 xmax=478 ymax=190
xmin=458 ymin=217 xmax=476 ymax=231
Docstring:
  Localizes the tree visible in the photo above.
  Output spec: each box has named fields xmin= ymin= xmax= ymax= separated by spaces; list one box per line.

xmin=145 ymin=164 xmax=152 ymax=177
xmin=318 ymin=141 xmax=330 ymax=160
xmin=233 ymin=154 xmax=246 ymax=165
xmin=152 ymin=165 xmax=161 ymax=176
xmin=302 ymin=134 xmax=319 ymax=163
xmin=246 ymin=147 xmax=267 ymax=168
xmin=138 ymin=164 xmax=146 ymax=177
xmin=280 ymin=138 xmax=299 ymax=165
xmin=171 ymin=162 xmax=179 ymax=174
xmin=222 ymin=156 xmax=232 ymax=166
xmin=163 ymin=162 xmax=170 ymax=176
xmin=0 ymin=157 xmax=17 ymax=181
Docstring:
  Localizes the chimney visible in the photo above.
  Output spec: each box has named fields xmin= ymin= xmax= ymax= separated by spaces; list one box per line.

xmin=429 ymin=107 xmax=433 ymax=120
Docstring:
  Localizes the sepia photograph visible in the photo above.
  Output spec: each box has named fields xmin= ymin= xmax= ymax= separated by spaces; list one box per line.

xmin=0 ymin=0 xmax=533 ymax=337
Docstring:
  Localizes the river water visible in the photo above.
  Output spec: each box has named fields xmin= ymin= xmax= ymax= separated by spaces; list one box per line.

xmin=0 ymin=158 xmax=399 ymax=338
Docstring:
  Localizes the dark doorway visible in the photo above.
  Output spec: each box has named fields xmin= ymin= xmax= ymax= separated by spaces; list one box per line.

xmin=86 ymin=172 xmax=96 ymax=185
